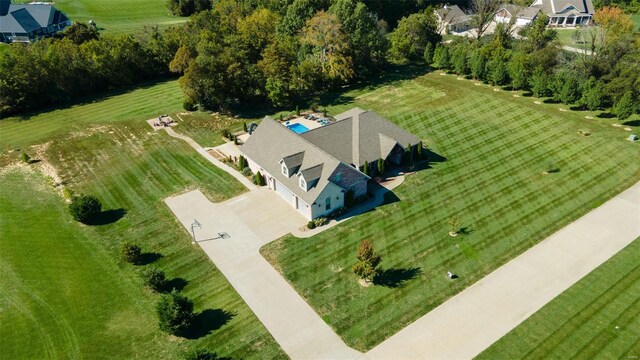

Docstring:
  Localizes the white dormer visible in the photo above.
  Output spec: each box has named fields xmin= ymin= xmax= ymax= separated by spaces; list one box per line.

xmin=299 ymin=176 xmax=307 ymax=191
xmin=281 ymin=163 xmax=288 ymax=177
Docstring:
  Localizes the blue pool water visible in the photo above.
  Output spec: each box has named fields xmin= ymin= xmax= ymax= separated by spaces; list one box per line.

xmin=287 ymin=123 xmax=310 ymax=134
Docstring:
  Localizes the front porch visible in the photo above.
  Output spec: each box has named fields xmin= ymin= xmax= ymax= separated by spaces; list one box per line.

xmin=548 ymin=15 xmax=592 ymax=27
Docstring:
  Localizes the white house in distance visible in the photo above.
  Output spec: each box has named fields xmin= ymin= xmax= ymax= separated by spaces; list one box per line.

xmin=495 ymin=4 xmax=540 ymax=26
xmin=241 ymin=108 xmax=421 ymax=220
xmin=532 ymin=0 xmax=594 ymax=26
xmin=435 ymin=5 xmax=473 ymax=34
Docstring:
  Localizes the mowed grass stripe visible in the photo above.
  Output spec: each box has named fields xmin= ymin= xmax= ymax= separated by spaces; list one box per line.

xmin=478 ymin=239 xmax=640 ymax=359
xmin=263 ymin=72 xmax=640 ymax=351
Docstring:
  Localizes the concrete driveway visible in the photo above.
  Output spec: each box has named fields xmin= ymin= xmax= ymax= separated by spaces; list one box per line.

xmin=165 ymin=188 xmax=362 ymax=360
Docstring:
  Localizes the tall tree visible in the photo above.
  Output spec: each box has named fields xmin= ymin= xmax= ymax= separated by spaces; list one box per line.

xmin=353 ymin=239 xmax=382 ymax=283
xmin=470 ymin=0 xmax=500 ymax=40
xmin=389 ymin=11 xmax=441 ymax=61
xmin=300 ymin=11 xmax=354 ymax=83
xmin=612 ymin=91 xmax=635 ymax=121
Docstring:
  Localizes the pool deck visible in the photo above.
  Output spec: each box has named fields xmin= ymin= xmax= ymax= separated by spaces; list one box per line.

xmin=284 ymin=116 xmax=324 ymax=131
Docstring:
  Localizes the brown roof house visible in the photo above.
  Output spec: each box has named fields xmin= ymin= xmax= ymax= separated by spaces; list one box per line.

xmin=435 ymin=5 xmax=473 ymax=34
xmin=241 ymin=108 xmax=421 ymax=220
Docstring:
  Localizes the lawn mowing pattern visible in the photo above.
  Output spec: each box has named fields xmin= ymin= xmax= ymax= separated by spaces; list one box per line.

xmin=478 ymin=238 xmax=640 ymax=359
xmin=0 ymin=83 xmax=285 ymax=358
xmin=0 ymin=80 xmax=182 ymax=151
xmin=173 ymin=112 xmax=248 ymax=148
xmin=17 ymin=0 xmax=187 ymax=34
xmin=261 ymin=73 xmax=640 ymax=351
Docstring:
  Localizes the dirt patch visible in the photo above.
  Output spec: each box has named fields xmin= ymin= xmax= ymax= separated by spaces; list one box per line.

xmin=67 ymin=125 xmax=113 ymax=140
xmin=534 ymin=101 xmax=542 ymax=105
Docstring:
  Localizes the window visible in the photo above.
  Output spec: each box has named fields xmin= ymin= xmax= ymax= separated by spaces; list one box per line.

xmin=325 ymin=197 xmax=331 ymax=210
xmin=281 ymin=164 xmax=288 ymax=177
xmin=299 ymin=177 xmax=306 ymax=190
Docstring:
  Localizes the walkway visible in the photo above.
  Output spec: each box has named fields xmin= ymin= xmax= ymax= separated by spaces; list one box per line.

xmin=165 ymin=188 xmax=362 ymax=360
xmin=164 ymin=127 xmax=256 ymax=190
xmin=364 ymin=181 xmax=640 ymax=359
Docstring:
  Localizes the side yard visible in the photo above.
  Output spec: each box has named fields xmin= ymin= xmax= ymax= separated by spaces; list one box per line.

xmin=478 ymin=238 xmax=640 ymax=359
xmin=0 ymin=81 xmax=285 ymax=359
xmin=261 ymin=72 xmax=640 ymax=351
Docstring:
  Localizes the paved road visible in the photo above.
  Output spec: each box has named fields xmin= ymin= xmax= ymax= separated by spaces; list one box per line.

xmin=364 ymin=181 xmax=640 ymax=359
xmin=165 ymin=188 xmax=362 ymax=360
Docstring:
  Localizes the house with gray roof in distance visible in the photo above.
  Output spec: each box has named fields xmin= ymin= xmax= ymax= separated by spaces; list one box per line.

xmin=496 ymin=4 xmax=542 ymax=26
xmin=241 ymin=108 xmax=421 ymax=220
xmin=0 ymin=0 xmax=70 ymax=43
xmin=434 ymin=5 xmax=472 ymax=34
xmin=529 ymin=0 xmax=593 ymax=27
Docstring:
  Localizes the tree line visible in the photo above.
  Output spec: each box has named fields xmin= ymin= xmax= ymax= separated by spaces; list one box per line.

xmin=425 ymin=8 xmax=639 ymax=120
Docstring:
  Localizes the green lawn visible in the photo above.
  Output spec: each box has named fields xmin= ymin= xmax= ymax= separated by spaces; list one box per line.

xmin=17 ymin=0 xmax=187 ymax=34
xmin=632 ymin=13 xmax=640 ymax=30
xmin=0 ymin=82 xmax=285 ymax=358
xmin=478 ymin=238 xmax=640 ymax=359
xmin=173 ymin=112 xmax=248 ymax=148
xmin=261 ymin=72 xmax=640 ymax=351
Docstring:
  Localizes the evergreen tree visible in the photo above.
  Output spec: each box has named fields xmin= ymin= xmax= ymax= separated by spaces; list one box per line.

xmin=530 ymin=66 xmax=551 ymax=98
xmin=377 ymin=158 xmax=385 ymax=175
xmin=362 ymin=160 xmax=369 ymax=176
xmin=508 ymin=52 xmax=529 ymax=90
xmin=491 ymin=59 xmax=508 ymax=86
xmin=470 ymin=50 xmax=486 ymax=80
xmin=612 ymin=91 xmax=635 ymax=121
xmin=559 ymin=76 xmax=581 ymax=104
xmin=433 ymin=45 xmax=450 ymax=69
xmin=580 ymin=77 xmax=604 ymax=113
xmin=423 ymin=42 xmax=434 ymax=65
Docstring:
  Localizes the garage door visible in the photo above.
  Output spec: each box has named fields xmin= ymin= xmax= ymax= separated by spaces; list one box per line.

xmin=296 ymin=197 xmax=307 ymax=215
xmin=274 ymin=179 xmax=294 ymax=204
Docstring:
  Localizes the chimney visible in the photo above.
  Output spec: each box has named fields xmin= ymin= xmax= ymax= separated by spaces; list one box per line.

xmin=0 ymin=0 xmax=10 ymax=16
xmin=444 ymin=4 xmax=449 ymax=9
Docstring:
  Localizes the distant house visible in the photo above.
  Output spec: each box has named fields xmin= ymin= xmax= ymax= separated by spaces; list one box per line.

xmin=496 ymin=4 xmax=541 ymax=26
xmin=241 ymin=108 xmax=421 ymax=220
xmin=528 ymin=0 xmax=593 ymax=27
xmin=0 ymin=0 xmax=71 ymax=43
xmin=435 ymin=5 xmax=473 ymax=34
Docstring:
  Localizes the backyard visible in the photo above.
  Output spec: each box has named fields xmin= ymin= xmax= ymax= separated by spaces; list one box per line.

xmin=478 ymin=238 xmax=640 ymax=359
xmin=261 ymin=71 xmax=640 ymax=351
xmin=0 ymin=81 xmax=284 ymax=359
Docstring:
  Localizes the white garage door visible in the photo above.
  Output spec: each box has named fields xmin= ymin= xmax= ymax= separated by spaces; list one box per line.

xmin=296 ymin=197 xmax=307 ymax=215
xmin=274 ymin=179 xmax=294 ymax=204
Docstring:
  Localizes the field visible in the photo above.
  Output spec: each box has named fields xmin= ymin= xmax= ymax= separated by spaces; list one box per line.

xmin=16 ymin=0 xmax=186 ymax=34
xmin=0 ymin=81 xmax=285 ymax=359
xmin=478 ymin=238 xmax=640 ymax=359
xmin=261 ymin=71 xmax=640 ymax=351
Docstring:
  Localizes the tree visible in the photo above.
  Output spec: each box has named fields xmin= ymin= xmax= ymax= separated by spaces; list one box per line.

xmin=470 ymin=0 xmax=501 ymax=40
xmin=470 ymin=49 xmax=487 ymax=80
xmin=452 ymin=44 xmax=469 ymax=75
xmin=300 ymin=11 xmax=354 ymax=83
xmin=166 ymin=0 xmax=211 ymax=17
xmin=508 ymin=52 xmax=529 ymax=90
xmin=490 ymin=57 xmax=508 ymax=86
xmin=593 ymin=6 xmax=634 ymax=46
xmin=612 ymin=91 xmax=635 ymax=121
xmin=21 ymin=152 xmax=31 ymax=164
xmin=559 ymin=75 xmax=582 ymax=105
xmin=276 ymin=0 xmax=327 ymax=37
xmin=253 ymin=171 xmax=266 ymax=186
xmin=423 ymin=42 xmax=434 ymax=65
xmin=415 ymin=142 xmax=425 ymax=161
xmin=390 ymin=11 xmax=441 ymax=61
xmin=157 ymin=291 xmax=194 ymax=335
xmin=68 ymin=195 xmax=102 ymax=223
xmin=62 ymin=22 xmax=99 ymax=45
xmin=529 ymin=66 xmax=551 ymax=98
xmin=580 ymin=77 xmax=604 ymax=113
xmin=448 ymin=216 xmax=461 ymax=236
xmin=405 ymin=143 xmax=413 ymax=164
xmin=142 ymin=267 xmax=167 ymax=292
xmin=120 ymin=241 xmax=142 ymax=264
xmin=362 ymin=160 xmax=370 ymax=176
xmin=377 ymin=158 xmax=385 ymax=175
xmin=432 ymin=44 xmax=450 ymax=69
xmin=353 ymin=239 xmax=382 ymax=283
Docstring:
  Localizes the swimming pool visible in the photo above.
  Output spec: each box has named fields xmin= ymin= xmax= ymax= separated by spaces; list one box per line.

xmin=287 ymin=123 xmax=310 ymax=134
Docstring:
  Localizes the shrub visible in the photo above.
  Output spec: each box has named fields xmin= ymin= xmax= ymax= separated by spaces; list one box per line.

xmin=184 ymin=348 xmax=222 ymax=360
xmin=221 ymin=129 xmax=231 ymax=139
xmin=62 ymin=187 xmax=74 ymax=201
xmin=183 ymin=98 xmax=197 ymax=111
xmin=296 ymin=105 xmax=300 ymax=116
xmin=253 ymin=171 xmax=265 ymax=186
xmin=141 ymin=267 xmax=167 ymax=292
xmin=157 ymin=291 xmax=194 ymax=335
xmin=120 ymin=241 xmax=142 ymax=264
xmin=21 ymin=152 xmax=31 ymax=164
xmin=68 ymin=194 xmax=102 ymax=223
xmin=242 ymin=167 xmax=252 ymax=176
xmin=243 ymin=122 xmax=248 ymax=132
xmin=307 ymin=221 xmax=316 ymax=229
xmin=314 ymin=217 xmax=328 ymax=227
xmin=377 ymin=158 xmax=385 ymax=175
xmin=362 ymin=160 xmax=370 ymax=176
xmin=237 ymin=155 xmax=247 ymax=170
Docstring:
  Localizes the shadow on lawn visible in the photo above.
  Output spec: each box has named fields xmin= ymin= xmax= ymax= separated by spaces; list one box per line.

xmin=183 ymin=309 xmax=236 ymax=339
xmin=163 ymin=277 xmax=188 ymax=292
xmin=137 ymin=252 xmax=163 ymax=265
xmin=623 ymin=120 xmax=640 ymax=127
xmin=86 ymin=208 xmax=127 ymax=225
xmin=374 ymin=267 xmax=422 ymax=288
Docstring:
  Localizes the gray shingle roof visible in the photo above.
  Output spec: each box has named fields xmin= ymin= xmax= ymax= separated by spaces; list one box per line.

xmin=517 ymin=5 xmax=542 ymax=19
xmin=531 ymin=0 xmax=593 ymax=16
xmin=301 ymin=108 xmax=421 ymax=167
xmin=241 ymin=117 xmax=356 ymax=205
xmin=435 ymin=5 xmax=472 ymax=25
xmin=0 ymin=3 xmax=69 ymax=34
xmin=498 ymin=4 xmax=524 ymax=17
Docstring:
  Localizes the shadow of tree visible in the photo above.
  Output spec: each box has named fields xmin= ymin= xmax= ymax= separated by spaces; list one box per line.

xmin=137 ymin=252 xmax=163 ymax=265
xmin=459 ymin=226 xmax=475 ymax=235
xmin=162 ymin=277 xmax=188 ymax=292
xmin=374 ymin=267 xmax=422 ymax=288
xmin=597 ymin=112 xmax=616 ymax=119
xmin=623 ymin=120 xmax=640 ymax=127
xmin=86 ymin=208 xmax=127 ymax=225
xmin=183 ymin=309 xmax=236 ymax=339
xmin=427 ymin=149 xmax=447 ymax=164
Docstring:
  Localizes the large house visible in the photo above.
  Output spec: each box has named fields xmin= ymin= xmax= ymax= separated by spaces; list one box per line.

xmin=0 ymin=0 xmax=71 ymax=43
xmin=435 ymin=5 xmax=473 ymax=34
xmin=241 ymin=108 xmax=421 ymax=220
xmin=532 ymin=0 xmax=594 ymax=26
xmin=495 ymin=4 xmax=540 ymax=26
